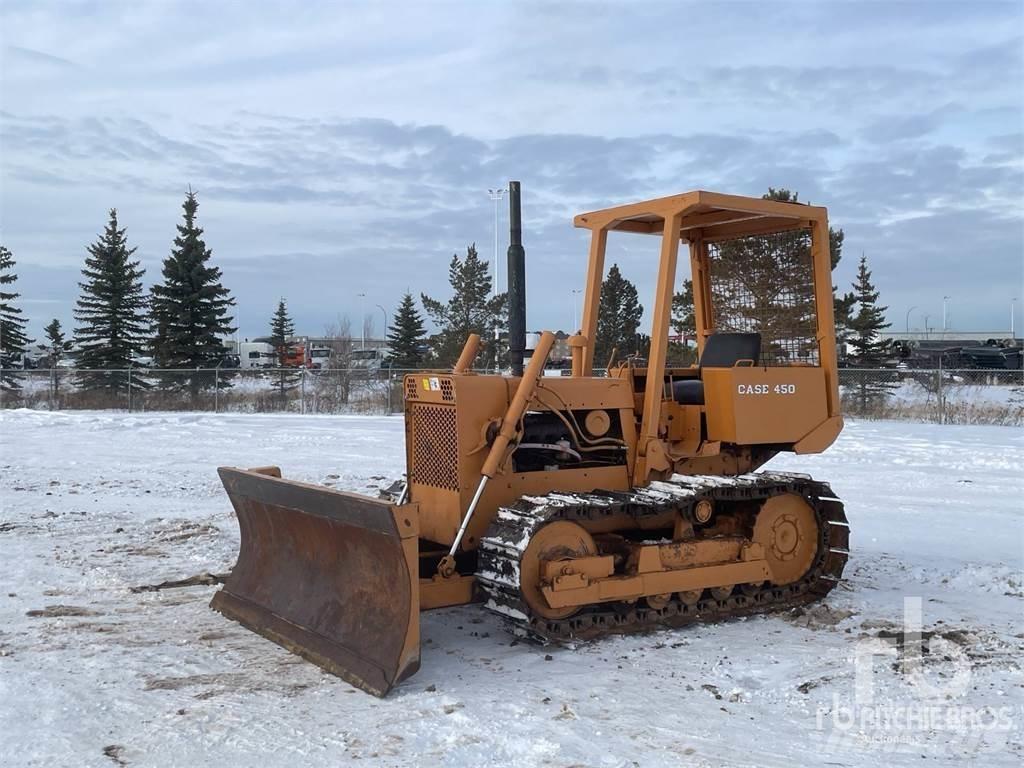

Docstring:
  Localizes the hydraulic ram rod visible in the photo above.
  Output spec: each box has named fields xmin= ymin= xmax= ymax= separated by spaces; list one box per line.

xmin=437 ymin=331 xmax=555 ymax=577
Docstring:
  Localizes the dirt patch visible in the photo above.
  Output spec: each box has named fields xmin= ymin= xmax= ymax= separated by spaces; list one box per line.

xmin=106 ymin=544 xmax=168 ymax=558
xmin=197 ymin=630 xmax=231 ymax=641
xmin=103 ymin=744 xmax=127 ymax=766
xmin=796 ymin=676 xmax=832 ymax=694
xmin=864 ymin=624 xmax=1023 ymax=671
xmin=144 ymin=672 xmax=251 ymax=691
xmin=143 ymin=671 xmax=313 ymax=699
xmin=26 ymin=605 xmax=98 ymax=618
xmin=130 ymin=571 xmax=229 ymax=593
xmin=153 ymin=521 xmax=219 ymax=543
xmin=784 ymin=603 xmax=855 ymax=629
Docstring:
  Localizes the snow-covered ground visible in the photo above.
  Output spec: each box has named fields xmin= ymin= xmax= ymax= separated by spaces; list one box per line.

xmin=1 ymin=410 xmax=1021 ymax=767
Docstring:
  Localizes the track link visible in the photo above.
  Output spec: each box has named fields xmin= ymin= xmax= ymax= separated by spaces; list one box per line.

xmin=476 ymin=472 xmax=849 ymax=643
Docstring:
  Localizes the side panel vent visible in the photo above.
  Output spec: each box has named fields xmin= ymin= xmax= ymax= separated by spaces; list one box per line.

xmin=440 ymin=379 xmax=455 ymax=402
xmin=410 ymin=404 xmax=459 ymax=491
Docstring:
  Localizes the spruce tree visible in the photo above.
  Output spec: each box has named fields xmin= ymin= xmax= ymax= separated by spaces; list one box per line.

xmin=387 ymin=292 xmax=428 ymax=369
xmin=268 ymin=298 xmax=299 ymax=399
xmin=43 ymin=318 xmax=70 ymax=399
xmin=43 ymin=319 xmax=69 ymax=364
xmin=847 ymin=253 xmax=896 ymax=410
xmin=0 ymin=245 xmax=31 ymax=393
xmin=847 ymin=254 xmax=890 ymax=361
xmin=595 ymin=263 xmax=643 ymax=367
xmin=669 ymin=279 xmax=697 ymax=365
xmin=421 ymin=244 xmax=506 ymax=368
xmin=73 ymin=210 xmax=149 ymax=394
xmin=151 ymin=190 xmax=236 ymax=395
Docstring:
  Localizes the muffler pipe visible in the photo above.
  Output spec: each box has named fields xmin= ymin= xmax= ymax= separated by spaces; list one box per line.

xmin=507 ymin=181 xmax=526 ymax=377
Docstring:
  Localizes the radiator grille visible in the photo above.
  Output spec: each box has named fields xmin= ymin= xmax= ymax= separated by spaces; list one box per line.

xmin=410 ymin=404 xmax=459 ymax=491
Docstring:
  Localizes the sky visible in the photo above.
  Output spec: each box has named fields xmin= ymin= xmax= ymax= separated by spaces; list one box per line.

xmin=1 ymin=0 xmax=1022 ymax=341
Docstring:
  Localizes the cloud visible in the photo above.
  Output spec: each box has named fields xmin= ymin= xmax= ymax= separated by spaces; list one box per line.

xmin=3 ymin=44 xmax=77 ymax=69
xmin=0 ymin=1 xmax=1020 ymax=337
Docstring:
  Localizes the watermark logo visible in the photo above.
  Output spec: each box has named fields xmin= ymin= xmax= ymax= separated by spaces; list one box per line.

xmin=816 ymin=597 xmax=1017 ymax=756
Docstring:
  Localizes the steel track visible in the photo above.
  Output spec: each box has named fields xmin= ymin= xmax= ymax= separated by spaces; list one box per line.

xmin=477 ymin=472 xmax=849 ymax=643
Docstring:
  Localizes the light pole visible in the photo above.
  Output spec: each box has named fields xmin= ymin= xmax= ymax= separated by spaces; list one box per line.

xmin=942 ymin=296 xmax=950 ymax=332
xmin=357 ymin=292 xmax=366 ymax=350
xmin=376 ymin=304 xmax=388 ymax=348
xmin=924 ymin=314 xmax=931 ymax=338
xmin=1012 ymin=298 xmax=1018 ymax=338
xmin=571 ymin=288 xmax=583 ymax=331
xmin=905 ymin=305 xmax=917 ymax=335
xmin=487 ymin=187 xmax=507 ymax=298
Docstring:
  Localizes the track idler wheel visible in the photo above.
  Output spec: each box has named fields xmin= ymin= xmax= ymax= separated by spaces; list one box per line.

xmin=521 ymin=520 xmax=596 ymax=620
xmin=753 ymin=493 xmax=819 ymax=586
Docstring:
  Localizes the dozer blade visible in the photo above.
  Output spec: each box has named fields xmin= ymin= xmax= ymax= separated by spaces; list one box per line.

xmin=210 ymin=467 xmax=420 ymax=697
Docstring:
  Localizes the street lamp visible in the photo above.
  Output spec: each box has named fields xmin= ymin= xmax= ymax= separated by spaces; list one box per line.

xmin=571 ymin=288 xmax=583 ymax=331
xmin=487 ymin=187 xmax=507 ymax=298
xmin=1013 ymin=298 xmax=1018 ymax=338
xmin=942 ymin=296 xmax=950 ymax=332
xmin=375 ymin=304 xmax=388 ymax=346
xmin=357 ymin=292 xmax=366 ymax=350
xmin=924 ymin=314 xmax=931 ymax=338
xmin=905 ymin=305 xmax=917 ymax=335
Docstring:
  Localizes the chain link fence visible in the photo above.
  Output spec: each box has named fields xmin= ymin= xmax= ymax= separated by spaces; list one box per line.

xmin=838 ymin=368 xmax=1023 ymax=426
xmin=2 ymin=366 xmax=1022 ymax=425
xmin=0 ymin=367 xmax=423 ymax=415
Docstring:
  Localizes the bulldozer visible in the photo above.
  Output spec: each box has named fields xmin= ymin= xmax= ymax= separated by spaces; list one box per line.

xmin=211 ymin=185 xmax=850 ymax=696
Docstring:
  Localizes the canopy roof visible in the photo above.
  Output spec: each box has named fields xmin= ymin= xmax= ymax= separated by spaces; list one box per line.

xmin=573 ymin=190 xmax=827 ymax=241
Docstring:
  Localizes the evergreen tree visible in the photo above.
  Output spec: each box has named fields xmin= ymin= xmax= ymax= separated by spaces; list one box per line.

xmin=387 ymin=292 xmax=428 ymax=369
xmin=421 ymin=244 xmax=506 ymax=368
xmin=669 ymin=279 xmax=697 ymax=365
xmin=833 ymin=291 xmax=857 ymax=356
xmin=847 ymin=254 xmax=890 ymax=362
xmin=43 ymin=318 xmax=69 ymax=364
xmin=73 ymin=210 xmax=149 ymax=394
xmin=151 ymin=190 xmax=236 ymax=395
xmin=268 ymin=298 xmax=299 ymax=398
xmin=0 ymin=245 xmax=31 ymax=393
xmin=43 ymin=318 xmax=70 ymax=399
xmin=595 ymin=264 xmax=643 ymax=366
xmin=846 ymin=253 xmax=896 ymax=411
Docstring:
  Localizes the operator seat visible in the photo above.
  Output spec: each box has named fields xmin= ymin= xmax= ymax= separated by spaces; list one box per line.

xmin=671 ymin=332 xmax=762 ymax=405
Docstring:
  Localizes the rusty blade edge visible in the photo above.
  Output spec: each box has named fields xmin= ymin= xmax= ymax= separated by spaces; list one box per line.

xmin=210 ymin=589 xmax=418 ymax=698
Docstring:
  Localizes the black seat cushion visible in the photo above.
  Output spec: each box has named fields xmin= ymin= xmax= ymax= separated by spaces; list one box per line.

xmin=670 ymin=333 xmax=762 ymax=406
xmin=672 ymin=379 xmax=705 ymax=405
xmin=699 ymin=332 xmax=761 ymax=368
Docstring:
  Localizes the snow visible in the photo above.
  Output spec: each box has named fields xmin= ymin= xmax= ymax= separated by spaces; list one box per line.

xmin=1 ymin=409 xmax=1022 ymax=766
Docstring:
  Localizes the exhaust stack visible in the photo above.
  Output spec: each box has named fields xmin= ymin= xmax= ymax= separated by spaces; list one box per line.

xmin=506 ymin=180 xmax=526 ymax=376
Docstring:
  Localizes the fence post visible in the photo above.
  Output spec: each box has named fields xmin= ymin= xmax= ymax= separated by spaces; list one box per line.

xmin=127 ymin=365 xmax=132 ymax=413
xmin=214 ymin=366 xmax=219 ymax=413
xmin=387 ymin=364 xmax=394 ymax=415
xmin=301 ymin=368 xmax=306 ymax=414
xmin=937 ymin=356 xmax=944 ymax=425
